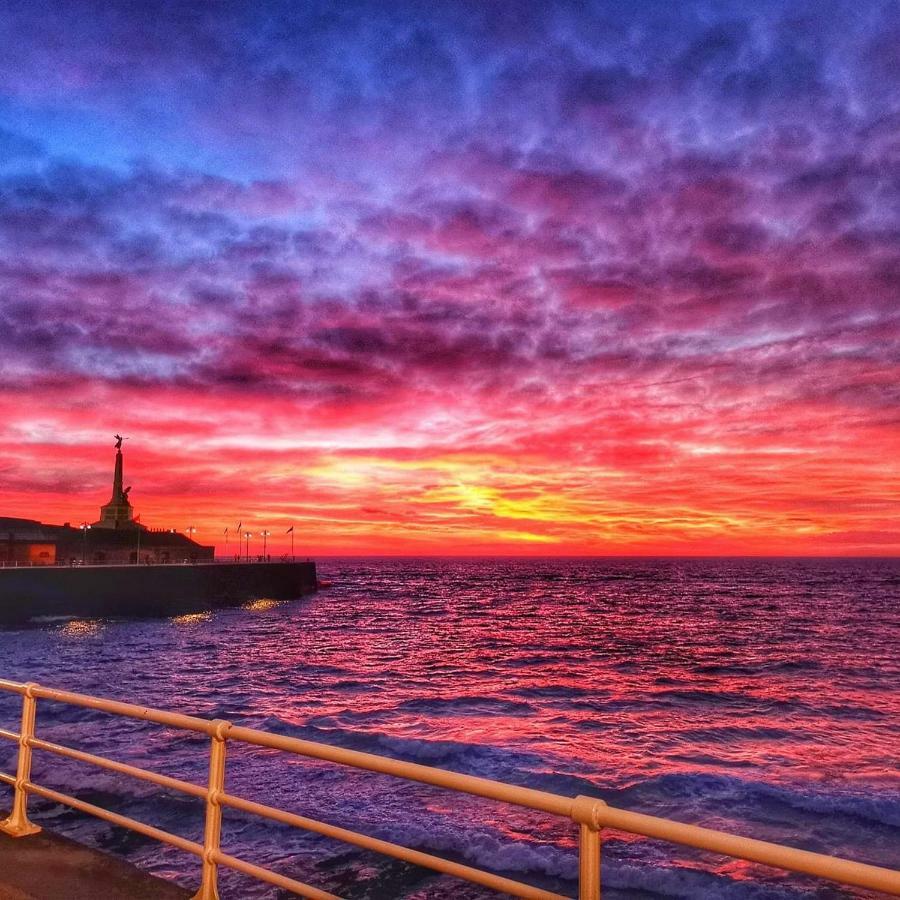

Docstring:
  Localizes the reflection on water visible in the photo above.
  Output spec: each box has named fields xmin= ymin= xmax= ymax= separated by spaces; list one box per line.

xmin=0 ymin=557 xmax=897 ymax=899
xmin=170 ymin=612 xmax=213 ymax=626
xmin=59 ymin=619 xmax=104 ymax=638
xmin=241 ymin=598 xmax=281 ymax=612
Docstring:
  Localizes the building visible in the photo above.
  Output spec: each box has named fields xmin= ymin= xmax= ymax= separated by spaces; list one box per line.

xmin=53 ymin=524 xmax=214 ymax=566
xmin=0 ymin=517 xmax=57 ymax=566
xmin=1 ymin=438 xmax=214 ymax=566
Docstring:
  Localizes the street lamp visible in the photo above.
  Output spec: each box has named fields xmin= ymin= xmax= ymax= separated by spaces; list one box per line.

xmin=79 ymin=523 xmax=91 ymax=564
xmin=243 ymin=531 xmax=252 ymax=562
xmin=186 ymin=526 xmax=197 ymax=560
xmin=261 ymin=530 xmax=271 ymax=560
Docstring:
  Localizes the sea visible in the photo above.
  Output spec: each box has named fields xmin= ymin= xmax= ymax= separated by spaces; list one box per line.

xmin=0 ymin=557 xmax=898 ymax=899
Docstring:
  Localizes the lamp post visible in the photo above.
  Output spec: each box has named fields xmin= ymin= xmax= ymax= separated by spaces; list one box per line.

xmin=183 ymin=527 xmax=196 ymax=566
xmin=261 ymin=530 xmax=271 ymax=561
xmin=79 ymin=523 xmax=91 ymax=565
xmin=243 ymin=531 xmax=252 ymax=562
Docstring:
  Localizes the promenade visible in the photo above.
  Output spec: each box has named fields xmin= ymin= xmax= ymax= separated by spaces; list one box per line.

xmin=0 ymin=826 xmax=188 ymax=899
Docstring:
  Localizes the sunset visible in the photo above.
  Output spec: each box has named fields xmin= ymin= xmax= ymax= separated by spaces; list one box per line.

xmin=1 ymin=1 xmax=897 ymax=555
xmin=0 ymin=3 xmax=898 ymax=899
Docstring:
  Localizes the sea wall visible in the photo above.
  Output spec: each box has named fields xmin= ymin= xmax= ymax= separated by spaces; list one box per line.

xmin=0 ymin=562 xmax=317 ymax=624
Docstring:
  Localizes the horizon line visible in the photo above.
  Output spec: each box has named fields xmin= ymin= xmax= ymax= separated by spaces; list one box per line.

xmin=303 ymin=553 xmax=900 ymax=560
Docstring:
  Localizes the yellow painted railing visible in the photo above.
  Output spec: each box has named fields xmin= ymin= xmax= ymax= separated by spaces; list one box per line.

xmin=0 ymin=679 xmax=897 ymax=899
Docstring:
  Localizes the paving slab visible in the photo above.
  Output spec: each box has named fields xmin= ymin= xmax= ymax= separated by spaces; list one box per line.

xmin=0 ymin=825 xmax=190 ymax=899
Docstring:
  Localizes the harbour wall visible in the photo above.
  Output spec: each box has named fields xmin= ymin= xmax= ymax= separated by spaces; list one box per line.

xmin=0 ymin=561 xmax=317 ymax=625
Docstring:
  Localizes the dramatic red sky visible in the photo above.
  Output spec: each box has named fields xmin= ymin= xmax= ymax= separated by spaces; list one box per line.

xmin=0 ymin=1 xmax=898 ymax=555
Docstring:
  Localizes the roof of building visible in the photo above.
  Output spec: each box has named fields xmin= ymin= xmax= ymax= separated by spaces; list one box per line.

xmin=1 ymin=517 xmax=210 ymax=551
xmin=0 ymin=517 xmax=44 ymax=529
xmin=52 ymin=525 xmax=211 ymax=550
xmin=0 ymin=517 xmax=60 ymax=541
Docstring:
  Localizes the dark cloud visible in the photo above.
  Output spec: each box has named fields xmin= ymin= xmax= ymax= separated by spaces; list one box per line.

xmin=673 ymin=21 xmax=752 ymax=82
xmin=563 ymin=65 xmax=650 ymax=113
xmin=0 ymin=0 xmax=895 ymax=429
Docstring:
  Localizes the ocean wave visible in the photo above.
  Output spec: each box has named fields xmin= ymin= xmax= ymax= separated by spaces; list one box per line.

xmin=676 ymin=725 xmax=796 ymax=742
xmin=508 ymin=683 xmax=597 ymax=699
xmin=253 ymin=718 xmax=555 ymax=773
xmin=368 ymin=819 xmax=578 ymax=880
xmin=604 ymin=859 xmax=818 ymax=899
xmin=394 ymin=696 xmax=537 ymax=716
xmin=619 ymin=772 xmax=900 ymax=831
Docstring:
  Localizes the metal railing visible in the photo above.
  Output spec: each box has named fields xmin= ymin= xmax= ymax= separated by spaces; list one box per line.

xmin=0 ymin=679 xmax=897 ymax=899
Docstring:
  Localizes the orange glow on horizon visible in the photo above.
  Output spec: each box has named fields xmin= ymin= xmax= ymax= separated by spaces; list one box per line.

xmin=2 ymin=382 xmax=897 ymax=557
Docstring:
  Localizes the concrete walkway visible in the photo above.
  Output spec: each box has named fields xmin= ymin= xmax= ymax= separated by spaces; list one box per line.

xmin=0 ymin=827 xmax=189 ymax=899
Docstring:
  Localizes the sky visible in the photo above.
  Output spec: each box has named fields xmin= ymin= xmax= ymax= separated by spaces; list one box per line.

xmin=0 ymin=0 xmax=898 ymax=556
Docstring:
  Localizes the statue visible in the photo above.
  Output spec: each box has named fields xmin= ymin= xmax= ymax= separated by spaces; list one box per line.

xmin=114 ymin=434 xmax=124 ymax=450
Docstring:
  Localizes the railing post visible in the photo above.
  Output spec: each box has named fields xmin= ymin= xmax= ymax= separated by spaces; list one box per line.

xmin=572 ymin=795 xmax=605 ymax=900
xmin=0 ymin=683 xmax=42 ymax=837
xmin=191 ymin=720 xmax=231 ymax=900
xmin=578 ymin=823 xmax=601 ymax=899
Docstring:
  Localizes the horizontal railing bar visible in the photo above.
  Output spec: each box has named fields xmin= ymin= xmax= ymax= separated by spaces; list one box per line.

xmin=220 ymin=791 xmax=568 ymax=900
xmin=0 ymin=680 xmax=27 ymax=696
xmin=27 ymin=736 xmax=208 ymax=800
xmin=0 ymin=728 xmax=19 ymax=743
xmin=0 ymin=772 xmax=14 ymax=786
xmin=213 ymin=850 xmax=340 ymax=900
xmin=25 ymin=781 xmax=204 ymax=857
xmin=597 ymin=805 xmax=900 ymax=897
xmin=28 ymin=685 xmax=220 ymax=736
xmin=227 ymin=725 xmax=574 ymax=818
